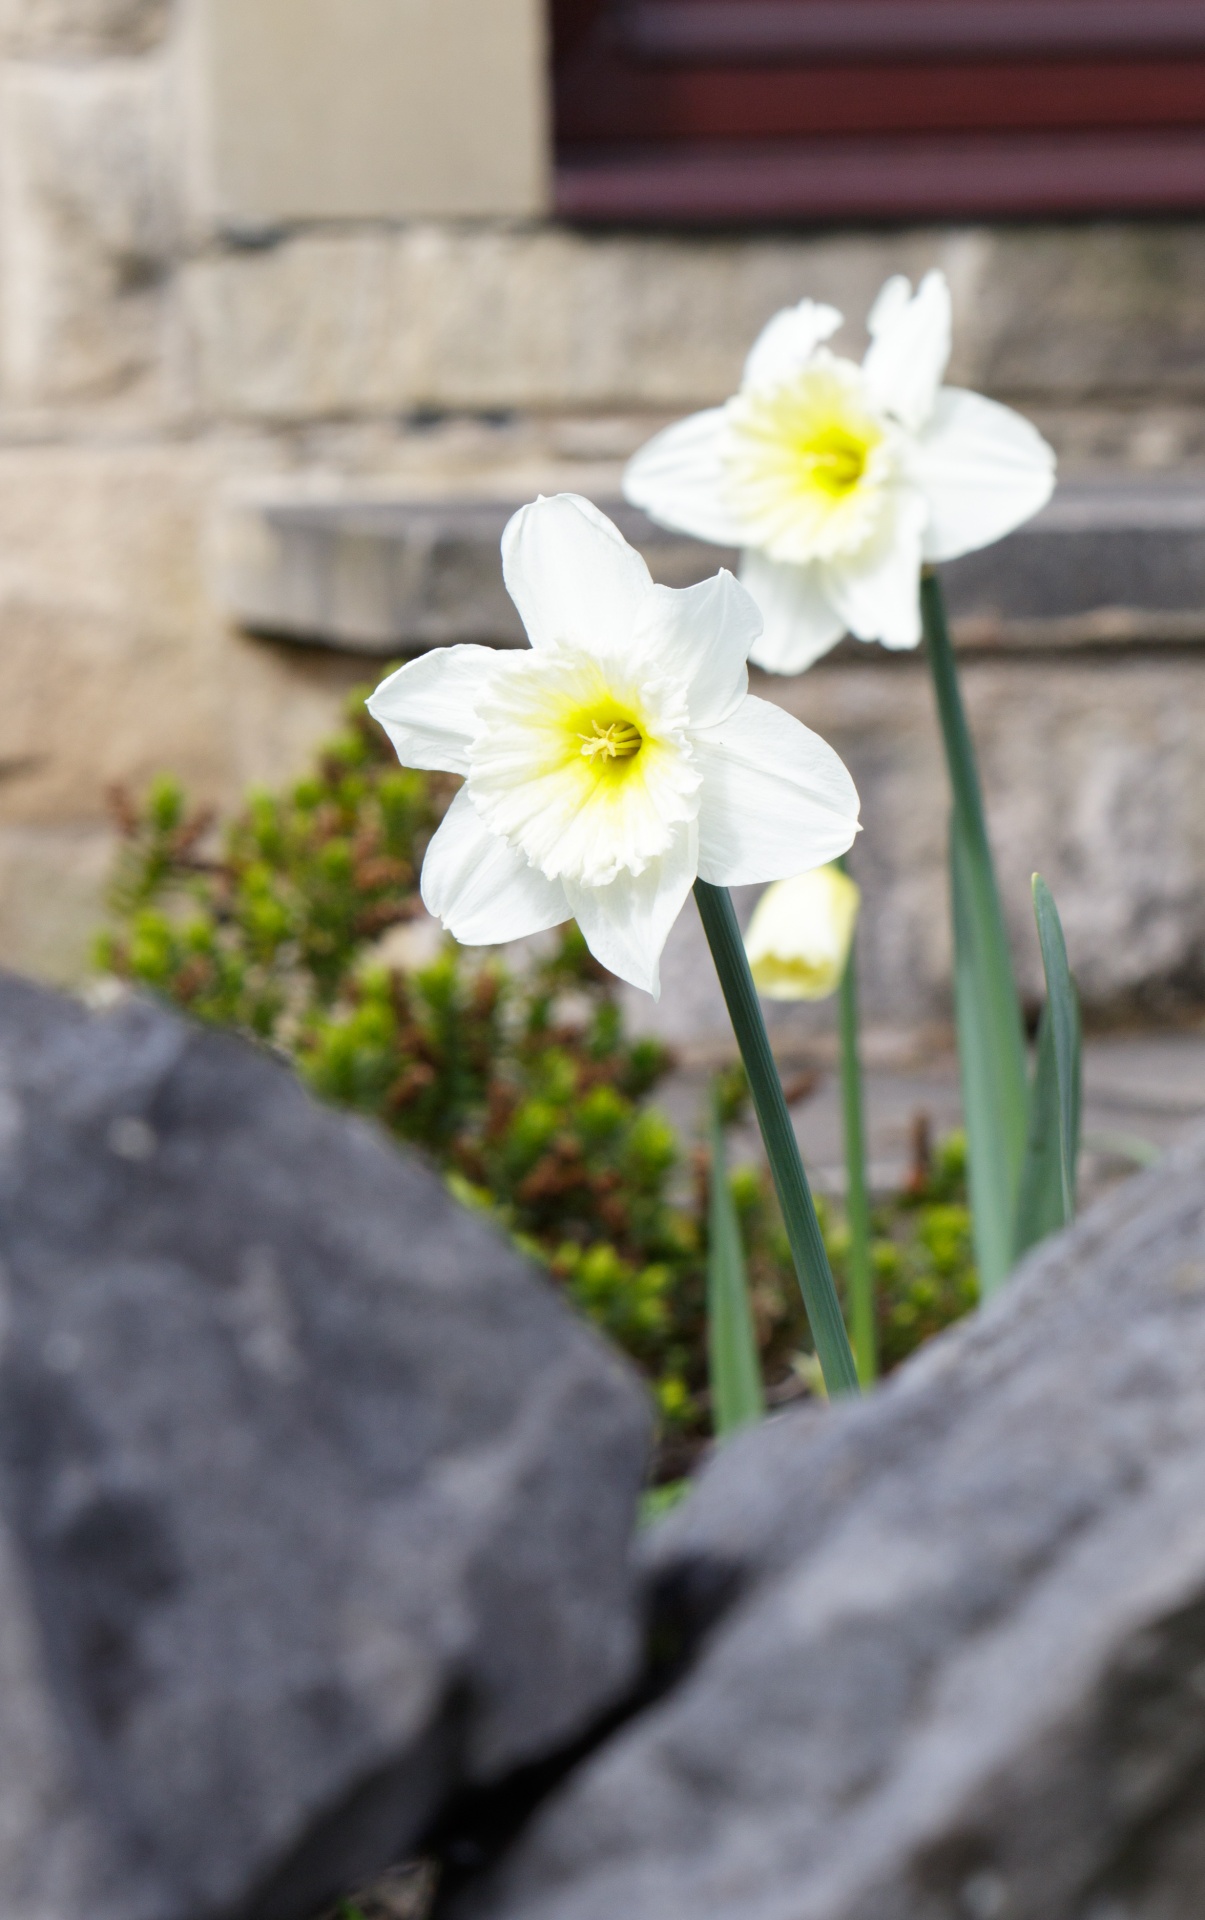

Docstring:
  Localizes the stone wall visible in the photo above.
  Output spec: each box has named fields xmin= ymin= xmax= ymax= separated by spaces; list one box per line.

xmin=1 ymin=0 xmax=1204 ymax=1017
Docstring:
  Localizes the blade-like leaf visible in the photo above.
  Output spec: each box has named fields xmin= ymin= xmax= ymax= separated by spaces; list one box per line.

xmin=925 ymin=574 xmax=1029 ymax=1297
xmin=1014 ymin=1005 xmax=1069 ymax=1258
xmin=950 ymin=815 xmax=1030 ymax=1295
xmin=837 ymin=915 xmax=876 ymax=1386
xmin=707 ymin=1086 xmax=765 ymax=1439
xmin=1032 ymin=873 xmax=1081 ymax=1222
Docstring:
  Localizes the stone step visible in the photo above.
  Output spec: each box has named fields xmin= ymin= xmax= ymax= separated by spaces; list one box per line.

xmin=213 ymin=474 xmax=1205 ymax=656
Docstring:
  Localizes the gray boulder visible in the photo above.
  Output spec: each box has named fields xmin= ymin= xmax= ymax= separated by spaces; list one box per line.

xmin=0 ymin=973 xmax=650 ymax=1920
xmin=450 ymin=1127 xmax=1205 ymax=1920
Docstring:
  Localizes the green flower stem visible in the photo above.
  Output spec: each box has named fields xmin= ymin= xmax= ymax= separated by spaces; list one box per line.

xmin=694 ymin=878 xmax=859 ymax=1397
xmin=837 ymin=918 xmax=877 ymax=1387
xmin=921 ymin=569 xmax=1029 ymax=1295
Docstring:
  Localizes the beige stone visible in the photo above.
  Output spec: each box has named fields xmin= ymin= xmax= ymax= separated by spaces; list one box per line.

xmin=0 ymin=439 xmax=372 ymax=822
xmin=176 ymin=218 xmax=1205 ymax=423
xmin=969 ymin=224 xmax=1205 ymax=400
xmin=0 ymin=0 xmax=167 ymax=54
xmin=177 ymin=233 xmax=413 ymax=421
xmin=189 ymin=0 xmax=549 ymax=228
xmin=775 ymin=652 xmax=1205 ymax=1022
xmin=0 ymin=823 xmax=115 ymax=982
xmin=0 ymin=60 xmax=175 ymax=405
xmin=177 ymin=223 xmax=981 ymax=419
xmin=0 ymin=434 xmax=381 ymax=979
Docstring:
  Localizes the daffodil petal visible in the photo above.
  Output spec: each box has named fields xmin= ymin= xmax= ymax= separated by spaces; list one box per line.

xmin=366 ymin=644 xmax=497 ymax=775
xmin=634 ymin=571 xmax=758 ymax=728
xmin=563 ymin=823 xmax=698 ymax=998
xmin=741 ymin=551 xmax=847 ymax=675
xmin=421 ymin=787 xmax=570 ymax=944
xmin=622 ymin=409 xmax=748 ymax=547
xmin=742 ymin=298 xmax=843 ymax=390
xmin=819 ymin=490 xmax=927 ymax=648
xmin=914 ymin=386 xmax=1057 ymax=563
xmin=502 ymin=494 xmax=653 ymax=657
xmin=862 ymin=270 xmax=951 ymax=434
xmin=694 ymin=697 xmax=859 ymax=887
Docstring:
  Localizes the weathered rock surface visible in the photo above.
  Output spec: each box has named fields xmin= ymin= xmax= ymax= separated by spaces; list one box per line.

xmin=0 ymin=59 xmax=174 ymax=405
xmin=0 ymin=0 xmax=168 ymax=55
xmin=0 ymin=973 xmax=650 ymax=1920
xmin=449 ymin=1127 xmax=1205 ymax=1920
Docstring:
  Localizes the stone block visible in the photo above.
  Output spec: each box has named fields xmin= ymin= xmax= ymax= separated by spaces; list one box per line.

xmin=969 ymin=223 xmax=1205 ymax=401
xmin=0 ymin=823 xmax=115 ymax=982
xmin=178 ymin=225 xmax=977 ymax=419
xmin=0 ymin=59 xmax=175 ymax=406
xmin=176 ymin=219 xmax=1205 ymax=423
xmin=177 ymin=218 xmax=1205 ymax=422
xmin=211 ymin=478 xmax=1205 ymax=654
xmin=0 ymin=438 xmax=378 ymax=826
xmin=0 ymin=434 xmax=400 ymax=986
xmin=0 ymin=971 xmax=650 ymax=1920
xmin=449 ymin=1127 xmax=1205 ymax=1920
xmin=190 ymin=0 xmax=549 ymax=227
xmin=210 ymin=494 xmax=728 ymax=652
xmin=779 ymin=650 xmax=1205 ymax=1023
xmin=0 ymin=0 xmax=168 ymax=53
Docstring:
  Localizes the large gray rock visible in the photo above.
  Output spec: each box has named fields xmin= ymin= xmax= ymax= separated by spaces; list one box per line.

xmin=450 ymin=1127 xmax=1205 ymax=1920
xmin=0 ymin=973 xmax=650 ymax=1920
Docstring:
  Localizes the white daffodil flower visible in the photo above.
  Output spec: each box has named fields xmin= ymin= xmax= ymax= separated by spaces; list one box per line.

xmin=745 ymin=864 xmax=860 ymax=1001
xmin=367 ymin=494 xmax=860 ymax=998
xmin=623 ymin=270 xmax=1056 ymax=674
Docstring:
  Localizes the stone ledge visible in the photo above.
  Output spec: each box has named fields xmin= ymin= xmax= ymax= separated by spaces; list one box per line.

xmin=210 ymin=494 xmax=717 ymax=653
xmin=211 ymin=476 xmax=1205 ymax=657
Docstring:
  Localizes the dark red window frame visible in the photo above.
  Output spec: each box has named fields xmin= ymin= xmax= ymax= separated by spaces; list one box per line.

xmin=551 ymin=0 xmax=1205 ymax=222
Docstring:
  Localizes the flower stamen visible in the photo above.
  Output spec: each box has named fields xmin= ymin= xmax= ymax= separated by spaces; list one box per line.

xmin=579 ymin=719 xmax=643 ymax=762
xmin=799 ymin=429 xmax=867 ymax=497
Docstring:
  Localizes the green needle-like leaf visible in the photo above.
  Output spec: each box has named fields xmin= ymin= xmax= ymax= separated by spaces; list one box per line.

xmin=707 ymin=1087 xmax=765 ymax=1439
xmin=925 ymin=574 xmax=1029 ymax=1296
xmin=1032 ymin=872 xmax=1082 ymax=1223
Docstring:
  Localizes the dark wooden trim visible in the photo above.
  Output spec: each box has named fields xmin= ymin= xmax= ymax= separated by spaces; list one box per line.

xmin=623 ymin=1 xmax=1205 ymax=65
xmin=555 ymin=130 xmax=1205 ymax=224
xmin=553 ymin=0 xmax=1205 ymax=220
xmin=550 ymin=0 xmax=609 ymax=63
xmin=556 ymin=62 xmax=1205 ymax=145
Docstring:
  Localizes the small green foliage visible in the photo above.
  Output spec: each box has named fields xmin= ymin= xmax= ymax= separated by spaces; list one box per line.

xmin=639 ymin=1478 xmax=690 ymax=1527
xmin=856 ymin=1132 xmax=979 ymax=1374
xmin=96 ymin=691 xmax=978 ymax=1472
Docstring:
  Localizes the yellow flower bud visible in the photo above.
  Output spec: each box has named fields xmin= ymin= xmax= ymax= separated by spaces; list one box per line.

xmin=744 ymin=864 xmax=860 ymax=1001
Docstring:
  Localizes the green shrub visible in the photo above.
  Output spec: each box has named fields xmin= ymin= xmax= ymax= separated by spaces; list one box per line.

xmin=96 ymin=692 xmax=978 ymax=1467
